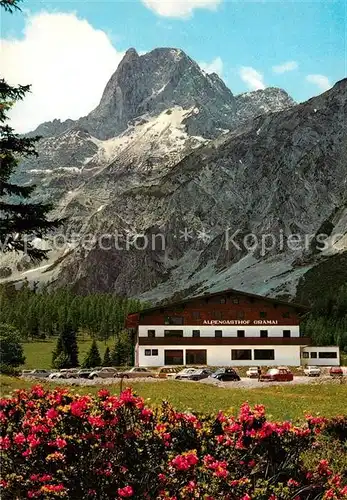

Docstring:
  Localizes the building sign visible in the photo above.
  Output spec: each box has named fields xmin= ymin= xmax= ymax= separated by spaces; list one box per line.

xmin=203 ymin=320 xmax=279 ymax=326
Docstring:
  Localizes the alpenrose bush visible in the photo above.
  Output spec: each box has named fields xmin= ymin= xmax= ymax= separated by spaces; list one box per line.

xmin=0 ymin=387 xmax=346 ymax=500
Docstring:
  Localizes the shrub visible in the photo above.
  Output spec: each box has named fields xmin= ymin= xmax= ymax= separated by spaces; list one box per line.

xmin=0 ymin=323 xmax=25 ymax=368
xmin=0 ymin=388 xmax=346 ymax=499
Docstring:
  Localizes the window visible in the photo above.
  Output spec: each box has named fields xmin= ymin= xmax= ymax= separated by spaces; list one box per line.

xmin=212 ymin=311 xmax=223 ymax=320
xmin=192 ymin=330 xmax=200 ymax=338
xmin=232 ymin=298 xmax=239 ymax=304
xmin=302 ymin=352 xmax=309 ymax=359
xmin=148 ymin=330 xmax=155 ymax=338
xmin=260 ymin=330 xmax=268 ymax=338
xmin=192 ymin=311 xmax=200 ymax=320
xmin=254 ymin=349 xmax=275 ymax=360
xmin=282 ymin=312 xmax=290 ymax=318
xmin=319 ymin=352 xmax=338 ymax=359
xmin=145 ymin=349 xmax=151 ymax=356
xmin=260 ymin=311 xmax=267 ymax=318
xmin=165 ymin=350 xmax=183 ymax=365
xmin=237 ymin=330 xmax=245 ymax=338
xmin=165 ymin=316 xmax=184 ymax=325
xmin=283 ymin=330 xmax=291 ymax=338
xmin=237 ymin=310 xmax=245 ymax=319
xmin=152 ymin=349 xmax=158 ymax=356
xmin=186 ymin=350 xmax=207 ymax=365
xmin=231 ymin=349 xmax=252 ymax=361
xmin=220 ymin=297 xmax=226 ymax=304
xmin=164 ymin=330 xmax=183 ymax=338
xmin=215 ymin=330 xmax=223 ymax=338
xmin=310 ymin=352 xmax=317 ymax=359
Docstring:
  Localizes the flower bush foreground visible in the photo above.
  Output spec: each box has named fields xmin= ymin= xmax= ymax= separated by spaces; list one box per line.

xmin=0 ymin=387 xmax=346 ymax=499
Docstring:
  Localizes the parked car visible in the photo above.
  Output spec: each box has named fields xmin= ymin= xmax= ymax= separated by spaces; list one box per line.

xmin=173 ymin=368 xmax=198 ymax=380
xmin=210 ymin=367 xmax=240 ymax=382
xmin=330 ymin=366 xmax=343 ymax=378
xmin=89 ymin=367 xmax=119 ymax=379
xmin=49 ymin=369 xmax=78 ymax=380
xmin=156 ymin=366 xmax=181 ymax=379
xmin=260 ymin=367 xmax=294 ymax=382
xmin=77 ymin=369 xmax=94 ymax=379
xmin=246 ymin=367 xmax=260 ymax=379
xmin=118 ymin=367 xmax=156 ymax=379
xmin=303 ymin=366 xmax=321 ymax=377
xmin=176 ymin=368 xmax=212 ymax=381
xmin=21 ymin=369 xmax=33 ymax=377
xmin=24 ymin=369 xmax=50 ymax=379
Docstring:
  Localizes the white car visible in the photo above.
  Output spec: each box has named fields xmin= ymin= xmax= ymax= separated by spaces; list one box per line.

xmin=89 ymin=367 xmax=119 ymax=379
xmin=24 ymin=369 xmax=51 ymax=379
xmin=304 ymin=366 xmax=321 ymax=377
xmin=49 ymin=369 xmax=78 ymax=379
xmin=246 ymin=367 xmax=260 ymax=378
xmin=174 ymin=368 xmax=198 ymax=380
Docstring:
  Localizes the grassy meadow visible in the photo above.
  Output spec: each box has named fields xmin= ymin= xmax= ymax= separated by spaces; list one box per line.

xmin=22 ymin=338 xmax=114 ymax=369
xmin=1 ymin=375 xmax=347 ymax=421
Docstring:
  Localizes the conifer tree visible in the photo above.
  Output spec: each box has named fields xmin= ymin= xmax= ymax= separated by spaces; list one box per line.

xmin=0 ymin=0 xmax=59 ymax=261
xmin=51 ymin=323 xmax=79 ymax=368
xmin=102 ymin=346 xmax=111 ymax=366
xmin=82 ymin=340 xmax=102 ymax=369
xmin=111 ymin=338 xmax=121 ymax=367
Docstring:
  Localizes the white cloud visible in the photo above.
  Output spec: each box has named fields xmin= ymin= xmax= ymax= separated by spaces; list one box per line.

xmin=199 ymin=57 xmax=223 ymax=77
xmin=0 ymin=11 xmax=124 ymax=133
xmin=142 ymin=0 xmax=222 ymax=19
xmin=306 ymin=74 xmax=332 ymax=92
xmin=239 ymin=66 xmax=265 ymax=91
xmin=272 ymin=60 xmax=298 ymax=74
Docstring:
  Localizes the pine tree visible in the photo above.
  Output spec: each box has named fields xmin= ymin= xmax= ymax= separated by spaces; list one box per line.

xmin=111 ymin=338 xmax=121 ymax=367
xmin=103 ymin=346 xmax=111 ymax=366
xmin=82 ymin=340 xmax=102 ymax=369
xmin=51 ymin=323 xmax=79 ymax=368
xmin=63 ymin=323 xmax=79 ymax=368
xmin=0 ymin=0 xmax=60 ymax=261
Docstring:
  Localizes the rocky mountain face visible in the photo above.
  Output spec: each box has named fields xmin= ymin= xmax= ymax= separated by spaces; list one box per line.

xmin=2 ymin=48 xmax=346 ymax=305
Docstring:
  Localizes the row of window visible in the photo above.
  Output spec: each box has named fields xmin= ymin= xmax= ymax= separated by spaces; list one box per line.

xmin=232 ymin=349 xmax=274 ymax=360
xmin=143 ymin=348 xmax=275 ymax=361
xmin=147 ymin=329 xmax=292 ymax=338
xmin=302 ymin=352 xmax=338 ymax=359
xmin=164 ymin=311 xmax=291 ymax=324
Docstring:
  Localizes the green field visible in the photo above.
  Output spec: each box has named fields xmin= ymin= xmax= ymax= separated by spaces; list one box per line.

xmin=1 ymin=375 xmax=346 ymax=420
xmin=22 ymin=339 xmax=114 ymax=369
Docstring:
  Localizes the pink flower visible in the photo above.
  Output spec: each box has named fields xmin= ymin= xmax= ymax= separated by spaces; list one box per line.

xmin=55 ymin=438 xmax=67 ymax=448
xmin=97 ymin=389 xmax=110 ymax=399
xmin=287 ymin=479 xmax=299 ymax=487
xmin=14 ymin=433 xmax=26 ymax=446
xmin=46 ymin=408 xmax=59 ymax=420
xmin=0 ymin=436 xmax=11 ymax=450
xmin=117 ymin=485 xmax=134 ymax=497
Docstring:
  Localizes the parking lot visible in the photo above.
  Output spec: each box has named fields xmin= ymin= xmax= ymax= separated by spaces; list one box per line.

xmin=21 ymin=373 xmax=346 ymax=389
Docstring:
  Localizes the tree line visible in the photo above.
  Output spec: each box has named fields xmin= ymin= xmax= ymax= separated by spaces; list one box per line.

xmin=301 ymin=283 xmax=347 ymax=352
xmin=0 ymin=283 xmax=144 ymax=341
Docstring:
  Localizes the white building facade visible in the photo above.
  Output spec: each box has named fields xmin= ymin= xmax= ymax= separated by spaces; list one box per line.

xmin=126 ymin=288 xmax=340 ymax=368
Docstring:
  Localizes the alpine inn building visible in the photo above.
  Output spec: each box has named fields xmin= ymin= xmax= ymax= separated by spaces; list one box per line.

xmin=126 ymin=289 xmax=340 ymax=367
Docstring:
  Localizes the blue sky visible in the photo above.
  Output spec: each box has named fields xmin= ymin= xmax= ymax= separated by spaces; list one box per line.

xmin=1 ymin=0 xmax=346 ymax=132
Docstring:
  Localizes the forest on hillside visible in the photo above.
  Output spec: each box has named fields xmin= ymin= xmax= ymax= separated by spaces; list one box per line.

xmin=0 ymin=282 xmax=346 ymax=352
xmin=301 ymin=283 xmax=347 ymax=351
xmin=0 ymin=283 xmax=144 ymax=342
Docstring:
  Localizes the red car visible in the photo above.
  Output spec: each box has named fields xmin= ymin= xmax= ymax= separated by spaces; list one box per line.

xmin=329 ymin=367 xmax=343 ymax=378
xmin=260 ymin=367 xmax=294 ymax=382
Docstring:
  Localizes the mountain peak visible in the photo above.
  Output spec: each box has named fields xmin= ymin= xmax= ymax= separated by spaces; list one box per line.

xmin=81 ymin=46 xmax=237 ymax=140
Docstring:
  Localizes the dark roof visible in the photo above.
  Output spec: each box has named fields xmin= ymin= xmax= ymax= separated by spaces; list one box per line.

xmin=131 ymin=287 xmax=310 ymax=315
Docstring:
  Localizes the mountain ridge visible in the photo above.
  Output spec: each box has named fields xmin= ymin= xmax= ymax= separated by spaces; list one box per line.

xmin=2 ymin=49 xmax=345 ymax=306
